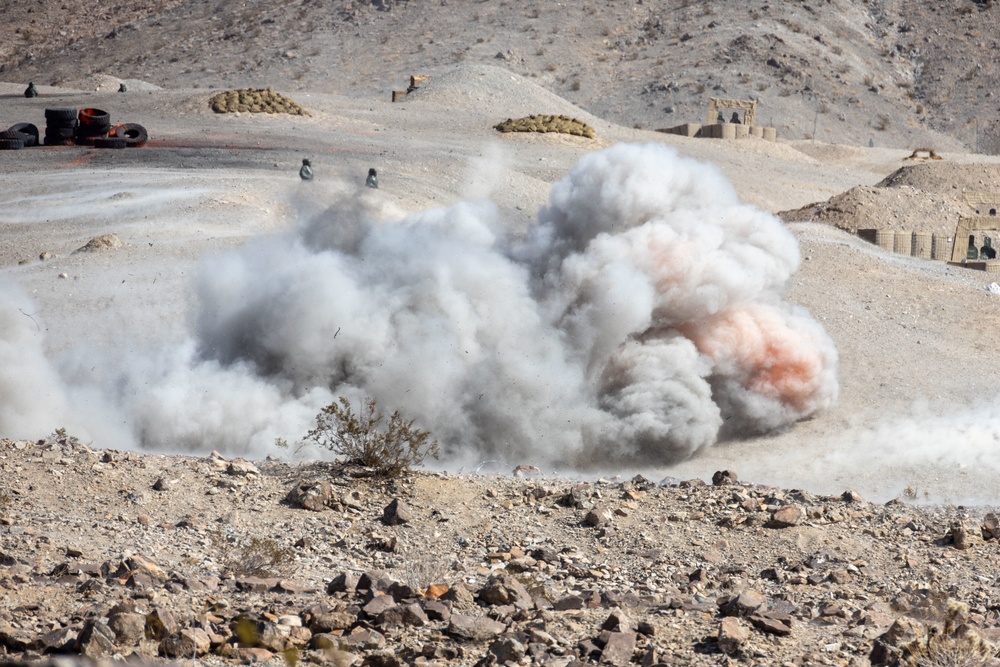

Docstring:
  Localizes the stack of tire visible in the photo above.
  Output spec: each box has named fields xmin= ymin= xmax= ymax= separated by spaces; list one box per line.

xmin=75 ymin=108 xmax=119 ymax=147
xmin=43 ymin=107 xmax=78 ymax=146
xmin=0 ymin=108 xmax=148 ymax=150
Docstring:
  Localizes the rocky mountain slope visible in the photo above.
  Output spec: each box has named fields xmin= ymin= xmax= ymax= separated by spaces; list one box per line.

xmin=2 ymin=0 xmax=998 ymax=152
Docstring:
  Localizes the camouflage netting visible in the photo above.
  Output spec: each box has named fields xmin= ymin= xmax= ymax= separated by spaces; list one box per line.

xmin=494 ymin=114 xmax=595 ymax=139
xmin=209 ymin=89 xmax=310 ymax=115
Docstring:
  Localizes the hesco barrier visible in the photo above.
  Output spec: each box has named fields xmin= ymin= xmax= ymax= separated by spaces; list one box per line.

xmin=875 ymin=230 xmax=895 ymax=252
xmin=913 ymin=232 xmax=933 ymax=260
xmin=931 ymin=234 xmax=952 ymax=261
xmin=893 ymin=231 xmax=911 ymax=255
xmin=858 ymin=229 xmax=951 ymax=262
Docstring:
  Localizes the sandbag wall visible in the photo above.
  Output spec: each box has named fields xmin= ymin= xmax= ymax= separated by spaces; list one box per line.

xmin=857 ymin=229 xmax=951 ymax=261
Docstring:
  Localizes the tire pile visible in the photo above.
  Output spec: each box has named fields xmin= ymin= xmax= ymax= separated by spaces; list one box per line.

xmin=1 ymin=107 xmax=148 ymax=150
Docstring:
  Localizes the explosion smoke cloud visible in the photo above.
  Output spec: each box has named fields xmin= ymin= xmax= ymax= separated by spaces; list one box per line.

xmin=0 ymin=143 xmax=839 ymax=469
xmin=190 ymin=142 xmax=839 ymax=465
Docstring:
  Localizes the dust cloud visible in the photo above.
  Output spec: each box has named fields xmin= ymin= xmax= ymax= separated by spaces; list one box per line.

xmin=1 ymin=143 xmax=839 ymax=469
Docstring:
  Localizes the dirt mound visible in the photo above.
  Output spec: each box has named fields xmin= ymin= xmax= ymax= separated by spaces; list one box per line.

xmin=778 ymin=185 xmax=966 ymax=236
xmin=75 ymin=233 xmax=124 ymax=253
xmin=406 ymin=64 xmax=599 ymax=123
xmin=877 ymin=163 xmax=1000 ymax=195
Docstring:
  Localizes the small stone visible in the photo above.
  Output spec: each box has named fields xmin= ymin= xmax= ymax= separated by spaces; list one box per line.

xmin=513 ymin=464 xmax=542 ymax=477
xmin=447 ymin=614 xmax=507 ymax=642
xmin=949 ymin=521 xmax=976 ymax=549
xmin=227 ymin=459 xmax=260 ymax=476
xmin=327 ymin=571 xmax=360 ymax=594
xmin=287 ymin=480 xmax=334 ymax=511
xmin=234 ymin=647 xmax=275 ymax=663
xmin=36 ymin=626 xmax=78 ymax=653
xmin=382 ymin=498 xmax=412 ymax=526
xmin=712 ymin=470 xmax=738 ymax=486
xmin=108 ymin=612 xmax=146 ymax=646
xmin=585 ymin=505 xmax=614 ymax=527
xmin=767 ymin=505 xmax=803 ymax=528
xmin=749 ymin=613 xmax=792 ymax=636
xmin=600 ymin=631 xmax=636 ymax=666
xmin=160 ymin=628 xmax=211 ymax=657
xmin=362 ymin=594 xmax=398 ymax=618
xmin=718 ymin=617 xmax=750 ymax=654
xmin=76 ymin=620 xmax=115 ymax=658
xmin=841 ymin=489 xmax=865 ymax=503
xmin=982 ymin=512 xmax=1000 ymax=540
xmin=720 ymin=590 xmax=765 ymax=617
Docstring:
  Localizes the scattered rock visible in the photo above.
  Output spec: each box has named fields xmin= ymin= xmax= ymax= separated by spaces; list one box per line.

xmin=287 ymin=479 xmax=335 ymax=511
xmin=447 ymin=614 xmax=507 ymax=642
xmin=712 ymin=470 xmax=738 ymax=486
xmin=768 ymin=505 xmax=804 ymax=528
xmin=382 ymin=498 xmax=412 ymax=525
xmin=718 ymin=617 xmax=750 ymax=654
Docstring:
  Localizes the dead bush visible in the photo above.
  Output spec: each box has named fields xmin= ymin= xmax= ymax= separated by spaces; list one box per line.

xmin=304 ymin=397 xmax=439 ymax=478
xmin=213 ymin=532 xmax=296 ymax=578
xmin=903 ymin=601 xmax=998 ymax=667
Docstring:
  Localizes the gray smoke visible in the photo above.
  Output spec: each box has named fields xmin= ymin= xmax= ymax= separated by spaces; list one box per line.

xmin=191 ymin=142 xmax=839 ymax=465
xmin=0 ymin=143 xmax=839 ymax=468
xmin=0 ymin=280 xmax=68 ymax=437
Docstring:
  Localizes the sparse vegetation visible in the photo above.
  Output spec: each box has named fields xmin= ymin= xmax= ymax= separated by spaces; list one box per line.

xmin=213 ymin=532 xmax=296 ymax=578
xmin=902 ymin=601 xmax=997 ymax=667
xmin=304 ymin=397 xmax=439 ymax=478
xmin=876 ymin=113 xmax=891 ymax=131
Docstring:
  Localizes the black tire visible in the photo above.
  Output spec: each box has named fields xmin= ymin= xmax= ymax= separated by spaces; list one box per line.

xmin=93 ymin=136 xmax=127 ymax=149
xmin=0 ymin=138 xmax=25 ymax=150
xmin=8 ymin=123 xmax=39 ymax=147
xmin=45 ymin=126 xmax=76 ymax=139
xmin=43 ymin=135 xmax=73 ymax=146
xmin=45 ymin=107 xmax=78 ymax=121
xmin=79 ymin=108 xmax=110 ymax=127
xmin=76 ymin=123 xmax=111 ymax=138
xmin=113 ymin=123 xmax=148 ymax=147
xmin=46 ymin=123 xmax=78 ymax=134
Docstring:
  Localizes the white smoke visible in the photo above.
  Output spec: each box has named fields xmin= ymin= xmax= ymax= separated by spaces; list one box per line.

xmin=0 ymin=143 xmax=840 ymax=468
xmin=0 ymin=280 xmax=69 ymax=438
xmin=190 ymin=142 xmax=838 ymax=465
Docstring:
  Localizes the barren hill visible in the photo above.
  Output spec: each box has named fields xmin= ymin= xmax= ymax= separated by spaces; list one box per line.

xmin=2 ymin=0 xmax=999 ymax=152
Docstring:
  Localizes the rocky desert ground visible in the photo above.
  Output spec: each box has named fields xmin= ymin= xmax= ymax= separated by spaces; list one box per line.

xmin=5 ymin=1 xmax=1000 ymax=666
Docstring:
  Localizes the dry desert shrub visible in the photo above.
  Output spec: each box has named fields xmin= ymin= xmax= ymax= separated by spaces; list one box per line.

xmin=213 ymin=532 xmax=296 ymax=578
xmin=304 ymin=397 xmax=439 ymax=479
xmin=903 ymin=601 xmax=998 ymax=667
xmin=494 ymin=114 xmax=596 ymax=138
xmin=208 ymin=88 xmax=310 ymax=115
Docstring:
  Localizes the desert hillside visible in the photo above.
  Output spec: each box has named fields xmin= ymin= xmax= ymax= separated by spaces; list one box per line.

xmin=2 ymin=0 xmax=999 ymax=152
